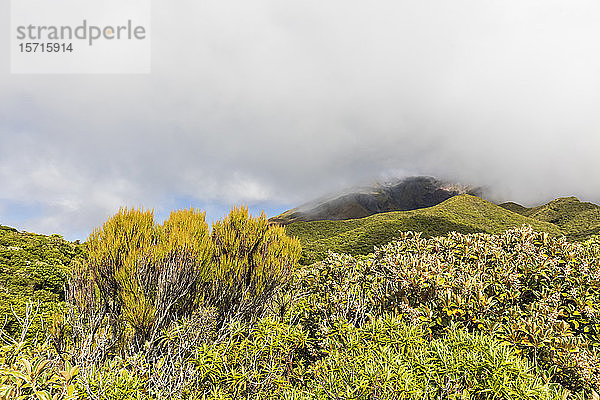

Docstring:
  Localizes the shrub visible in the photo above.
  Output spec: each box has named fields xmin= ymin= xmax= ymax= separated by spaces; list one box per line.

xmin=305 ymin=317 xmax=560 ymax=400
xmin=164 ymin=316 xmax=559 ymax=400
xmin=68 ymin=207 xmax=213 ymax=353
xmin=57 ymin=206 xmax=301 ymax=397
xmin=75 ymin=356 xmax=149 ymax=400
xmin=0 ymin=347 xmax=80 ymax=400
xmin=185 ymin=317 xmax=309 ymax=399
xmin=0 ymin=226 xmax=82 ymax=339
xmin=0 ymin=302 xmax=79 ymax=400
xmin=207 ymin=207 xmax=302 ymax=324
xmin=292 ymin=226 xmax=600 ymax=393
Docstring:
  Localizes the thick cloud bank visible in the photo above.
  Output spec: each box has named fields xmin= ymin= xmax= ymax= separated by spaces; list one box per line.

xmin=1 ymin=0 xmax=599 ymax=239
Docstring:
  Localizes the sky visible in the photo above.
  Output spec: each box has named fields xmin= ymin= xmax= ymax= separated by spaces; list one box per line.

xmin=1 ymin=0 xmax=600 ymax=241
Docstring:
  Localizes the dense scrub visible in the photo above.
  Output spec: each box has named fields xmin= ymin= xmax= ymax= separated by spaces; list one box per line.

xmin=294 ymin=227 xmax=600 ymax=393
xmin=0 ymin=312 xmax=560 ymax=399
xmin=0 ymin=225 xmax=82 ymax=338
xmin=1 ymin=216 xmax=599 ymax=398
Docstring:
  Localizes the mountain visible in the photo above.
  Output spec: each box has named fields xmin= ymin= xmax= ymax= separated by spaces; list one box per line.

xmin=285 ymin=194 xmax=564 ymax=264
xmin=499 ymin=196 xmax=600 ymax=240
xmin=270 ymin=176 xmax=481 ymax=225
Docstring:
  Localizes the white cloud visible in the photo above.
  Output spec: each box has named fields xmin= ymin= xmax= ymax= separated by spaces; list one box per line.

xmin=1 ymin=0 xmax=600 ymax=238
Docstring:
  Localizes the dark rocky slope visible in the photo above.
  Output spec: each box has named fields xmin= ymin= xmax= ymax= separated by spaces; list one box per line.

xmin=270 ymin=176 xmax=480 ymax=225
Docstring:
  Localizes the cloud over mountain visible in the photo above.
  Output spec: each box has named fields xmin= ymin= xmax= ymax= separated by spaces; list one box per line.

xmin=1 ymin=0 xmax=600 ymax=239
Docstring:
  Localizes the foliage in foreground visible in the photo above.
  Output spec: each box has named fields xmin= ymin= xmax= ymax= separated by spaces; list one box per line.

xmin=71 ymin=207 xmax=215 ymax=350
xmin=293 ymin=227 xmax=600 ymax=392
xmin=0 ymin=310 xmax=561 ymax=400
xmin=2 ymin=216 xmax=599 ymax=399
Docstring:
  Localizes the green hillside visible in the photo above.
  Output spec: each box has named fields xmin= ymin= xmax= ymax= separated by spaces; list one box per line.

xmin=286 ymin=194 xmax=564 ymax=264
xmin=0 ymin=225 xmax=82 ymax=337
xmin=500 ymin=197 xmax=600 ymax=240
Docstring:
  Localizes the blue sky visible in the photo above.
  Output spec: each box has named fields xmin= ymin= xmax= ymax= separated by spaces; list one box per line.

xmin=1 ymin=0 xmax=600 ymax=241
xmin=0 ymin=198 xmax=291 ymax=241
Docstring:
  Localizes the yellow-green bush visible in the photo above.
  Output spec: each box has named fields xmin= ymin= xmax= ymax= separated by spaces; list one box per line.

xmin=65 ymin=206 xmax=302 ymax=370
xmin=71 ymin=207 xmax=213 ymax=350
xmin=207 ymin=207 xmax=301 ymax=324
xmin=0 ymin=309 xmax=567 ymax=400
xmin=305 ymin=317 xmax=559 ymax=400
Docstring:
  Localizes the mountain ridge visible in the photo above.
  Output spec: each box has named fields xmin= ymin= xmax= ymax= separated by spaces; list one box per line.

xmin=285 ymin=194 xmax=565 ymax=264
xmin=270 ymin=176 xmax=481 ymax=225
xmin=499 ymin=196 xmax=600 ymax=240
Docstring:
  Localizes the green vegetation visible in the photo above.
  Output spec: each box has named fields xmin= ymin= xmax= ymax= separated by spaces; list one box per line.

xmin=0 ymin=225 xmax=82 ymax=338
xmin=209 ymin=206 xmax=302 ymax=324
xmin=294 ymin=229 xmax=600 ymax=393
xmin=500 ymin=197 xmax=600 ymax=240
xmin=70 ymin=207 xmax=215 ymax=350
xmin=0 ymin=314 xmax=562 ymax=400
xmin=286 ymin=194 xmax=563 ymax=264
xmin=66 ymin=206 xmax=301 ymax=357
xmin=303 ymin=319 xmax=556 ymax=399
xmin=1 ymin=205 xmax=600 ymax=398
